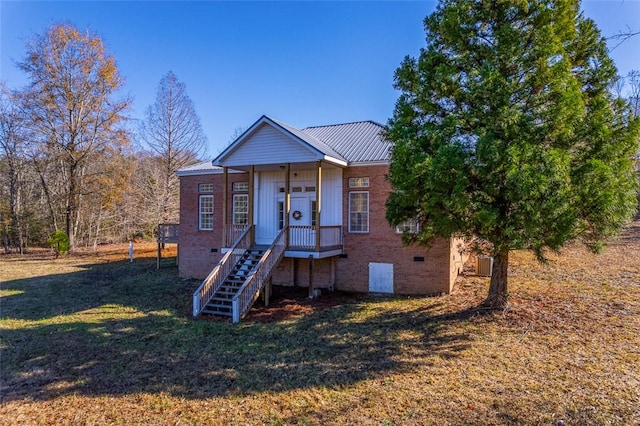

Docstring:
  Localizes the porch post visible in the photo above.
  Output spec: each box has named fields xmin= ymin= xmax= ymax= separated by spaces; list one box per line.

xmin=249 ymin=165 xmax=255 ymax=245
xmin=222 ymin=167 xmax=228 ymax=247
xmin=285 ymin=163 xmax=290 ymax=248
xmin=315 ymin=161 xmax=322 ymax=252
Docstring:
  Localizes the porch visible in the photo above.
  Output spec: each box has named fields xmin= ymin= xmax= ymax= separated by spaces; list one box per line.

xmin=224 ymin=224 xmax=343 ymax=259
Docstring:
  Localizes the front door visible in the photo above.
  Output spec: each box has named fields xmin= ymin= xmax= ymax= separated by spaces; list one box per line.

xmin=290 ymin=197 xmax=310 ymax=226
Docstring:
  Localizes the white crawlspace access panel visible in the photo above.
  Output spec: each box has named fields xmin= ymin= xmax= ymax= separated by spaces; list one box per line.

xmin=368 ymin=262 xmax=394 ymax=293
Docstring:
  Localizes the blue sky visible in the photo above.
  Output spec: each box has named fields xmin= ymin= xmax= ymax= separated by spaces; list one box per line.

xmin=1 ymin=1 xmax=639 ymax=155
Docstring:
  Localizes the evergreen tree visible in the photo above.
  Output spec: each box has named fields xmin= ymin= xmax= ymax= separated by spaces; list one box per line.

xmin=386 ymin=0 xmax=639 ymax=308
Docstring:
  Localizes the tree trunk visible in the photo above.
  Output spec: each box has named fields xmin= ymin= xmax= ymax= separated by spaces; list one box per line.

xmin=485 ymin=251 xmax=509 ymax=309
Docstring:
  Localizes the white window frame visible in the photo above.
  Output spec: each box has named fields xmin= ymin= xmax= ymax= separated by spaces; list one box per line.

xmin=311 ymin=199 xmax=318 ymax=227
xmin=232 ymin=181 xmax=249 ymax=192
xmin=232 ymin=194 xmax=249 ymax=225
xmin=349 ymin=177 xmax=370 ymax=188
xmin=348 ymin=191 xmax=369 ymax=233
xmin=199 ymin=195 xmax=214 ymax=231
xmin=396 ymin=219 xmax=419 ymax=234
xmin=277 ymin=200 xmax=285 ymax=230
xmin=199 ymin=183 xmax=214 ymax=193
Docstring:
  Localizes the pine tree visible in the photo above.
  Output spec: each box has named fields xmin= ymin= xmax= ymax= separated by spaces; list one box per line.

xmin=386 ymin=0 xmax=639 ymax=308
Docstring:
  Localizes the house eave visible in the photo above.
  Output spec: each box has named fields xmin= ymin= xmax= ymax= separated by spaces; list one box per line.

xmin=176 ymin=167 xmax=245 ymax=177
xmin=349 ymin=160 xmax=391 ymax=167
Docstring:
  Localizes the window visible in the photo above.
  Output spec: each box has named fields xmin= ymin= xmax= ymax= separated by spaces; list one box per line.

xmin=199 ymin=183 xmax=214 ymax=192
xmin=349 ymin=177 xmax=369 ymax=188
xmin=349 ymin=192 xmax=369 ymax=233
xmin=305 ymin=186 xmax=316 ymax=193
xmin=232 ymin=181 xmax=248 ymax=192
xmin=311 ymin=200 xmax=317 ymax=227
xmin=233 ymin=194 xmax=249 ymax=225
xmin=199 ymin=195 xmax=214 ymax=230
xmin=278 ymin=201 xmax=285 ymax=230
xmin=291 ymin=186 xmax=303 ymax=193
xmin=396 ymin=219 xmax=419 ymax=234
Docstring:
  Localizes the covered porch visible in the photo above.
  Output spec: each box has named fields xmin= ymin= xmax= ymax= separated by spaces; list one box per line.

xmin=220 ymin=159 xmax=344 ymax=259
xmin=215 ymin=115 xmax=349 ymax=258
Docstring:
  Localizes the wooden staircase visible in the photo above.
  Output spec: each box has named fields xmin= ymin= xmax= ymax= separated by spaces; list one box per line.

xmin=200 ymin=247 xmax=267 ymax=317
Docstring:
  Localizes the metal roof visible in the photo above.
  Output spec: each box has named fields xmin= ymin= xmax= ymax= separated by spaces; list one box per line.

xmin=266 ymin=116 xmax=348 ymax=163
xmin=178 ymin=117 xmax=392 ymax=176
xmin=301 ymin=120 xmax=391 ymax=164
xmin=175 ymin=161 xmax=222 ymax=176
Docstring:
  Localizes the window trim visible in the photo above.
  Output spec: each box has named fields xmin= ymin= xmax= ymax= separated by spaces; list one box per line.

xmin=348 ymin=191 xmax=369 ymax=233
xmin=349 ymin=177 xmax=370 ymax=188
xmin=311 ymin=199 xmax=318 ymax=227
xmin=232 ymin=181 xmax=249 ymax=192
xmin=277 ymin=200 xmax=285 ymax=230
xmin=396 ymin=219 xmax=419 ymax=234
xmin=199 ymin=183 xmax=214 ymax=193
xmin=232 ymin=193 xmax=249 ymax=225
xmin=199 ymin=194 xmax=214 ymax=231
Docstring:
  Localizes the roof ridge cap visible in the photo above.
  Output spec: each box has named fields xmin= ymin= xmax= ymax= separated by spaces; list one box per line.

xmin=302 ymin=120 xmax=384 ymax=130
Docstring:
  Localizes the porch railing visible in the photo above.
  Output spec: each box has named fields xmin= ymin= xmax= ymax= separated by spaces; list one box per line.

xmin=231 ymin=227 xmax=287 ymax=323
xmin=192 ymin=225 xmax=253 ymax=317
xmin=288 ymin=225 xmax=342 ymax=250
xmin=225 ymin=224 xmax=251 ymax=247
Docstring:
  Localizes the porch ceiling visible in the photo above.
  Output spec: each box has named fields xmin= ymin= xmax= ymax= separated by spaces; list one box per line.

xmin=227 ymin=161 xmax=343 ymax=173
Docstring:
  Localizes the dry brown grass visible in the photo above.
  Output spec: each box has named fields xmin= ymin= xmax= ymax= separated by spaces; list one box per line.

xmin=1 ymin=221 xmax=639 ymax=425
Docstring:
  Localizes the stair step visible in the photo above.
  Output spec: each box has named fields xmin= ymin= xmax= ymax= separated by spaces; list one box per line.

xmin=228 ymin=274 xmax=248 ymax=280
xmin=205 ymin=302 xmax=232 ymax=309
xmin=211 ymin=296 xmax=234 ymax=302
xmin=216 ymin=290 xmax=238 ymax=296
xmin=202 ymin=308 xmax=232 ymax=316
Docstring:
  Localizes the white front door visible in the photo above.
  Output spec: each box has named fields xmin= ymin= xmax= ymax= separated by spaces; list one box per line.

xmin=290 ymin=197 xmax=311 ymax=226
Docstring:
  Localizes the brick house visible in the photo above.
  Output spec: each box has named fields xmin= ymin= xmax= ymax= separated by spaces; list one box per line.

xmin=177 ymin=115 xmax=467 ymax=322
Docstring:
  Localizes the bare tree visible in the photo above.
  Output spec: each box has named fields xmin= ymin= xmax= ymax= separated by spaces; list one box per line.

xmin=18 ymin=24 xmax=131 ymax=249
xmin=0 ymin=84 xmax=28 ymax=252
xmin=138 ymin=71 xmax=207 ymax=226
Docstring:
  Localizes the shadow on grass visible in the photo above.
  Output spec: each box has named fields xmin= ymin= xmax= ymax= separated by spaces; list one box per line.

xmin=1 ymin=256 xmax=476 ymax=402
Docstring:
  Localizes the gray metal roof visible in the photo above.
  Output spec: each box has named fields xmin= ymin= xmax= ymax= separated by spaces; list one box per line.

xmin=301 ymin=120 xmax=391 ymax=163
xmin=181 ymin=117 xmax=392 ymax=176
xmin=175 ymin=161 xmax=222 ymax=176
xmin=267 ymin=116 xmax=348 ymax=162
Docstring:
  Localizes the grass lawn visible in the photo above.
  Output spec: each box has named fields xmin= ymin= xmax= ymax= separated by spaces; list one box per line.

xmin=1 ymin=221 xmax=639 ymax=425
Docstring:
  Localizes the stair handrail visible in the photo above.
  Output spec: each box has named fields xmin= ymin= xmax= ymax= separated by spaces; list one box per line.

xmin=231 ymin=227 xmax=287 ymax=323
xmin=192 ymin=225 xmax=253 ymax=317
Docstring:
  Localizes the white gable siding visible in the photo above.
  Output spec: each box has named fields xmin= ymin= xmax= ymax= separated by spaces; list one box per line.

xmin=224 ymin=124 xmax=320 ymax=167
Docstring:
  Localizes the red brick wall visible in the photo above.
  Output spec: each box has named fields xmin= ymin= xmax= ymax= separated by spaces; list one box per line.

xmin=337 ymin=165 xmax=454 ymax=294
xmin=271 ymin=257 xmax=335 ymax=289
xmin=178 ymin=165 xmax=458 ymax=294
xmin=178 ymin=171 xmax=248 ymax=279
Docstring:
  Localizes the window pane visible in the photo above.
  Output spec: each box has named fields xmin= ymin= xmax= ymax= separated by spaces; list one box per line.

xmin=232 ymin=181 xmax=249 ymax=192
xmin=349 ymin=177 xmax=369 ymax=188
xmin=311 ymin=200 xmax=317 ymax=227
xmin=396 ymin=219 xmax=419 ymax=234
xmin=233 ymin=194 xmax=249 ymax=225
xmin=199 ymin=195 xmax=214 ymax=230
xmin=199 ymin=183 xmax=214 ymax=193
xmin=349 ymin=192 xmax=368 ymax=232
xmin=278 ymin=201 xmax=284 ymax=230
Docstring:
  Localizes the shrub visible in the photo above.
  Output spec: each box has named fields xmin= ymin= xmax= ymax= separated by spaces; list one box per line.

xmin=48 ymin=230 xmax=70 ymax=256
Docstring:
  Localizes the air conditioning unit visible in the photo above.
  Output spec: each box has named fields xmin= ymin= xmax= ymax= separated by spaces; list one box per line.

xmin=477 ymin=256 xmax=493 ymax=277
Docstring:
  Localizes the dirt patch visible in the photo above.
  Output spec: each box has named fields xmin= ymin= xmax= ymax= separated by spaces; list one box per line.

xmin=247 ymin=286 xmax=367 ymax=323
